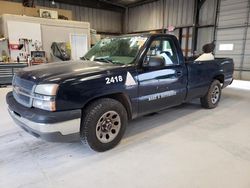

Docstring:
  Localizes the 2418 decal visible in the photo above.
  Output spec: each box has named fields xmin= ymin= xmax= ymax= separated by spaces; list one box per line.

xmin=105 ymin=76 xmax=123 ymax=84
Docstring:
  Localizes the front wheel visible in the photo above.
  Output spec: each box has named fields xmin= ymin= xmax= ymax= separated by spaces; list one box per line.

xmin=80 ymin=98 xmax=127 ymax=152
xmin=200 ymin=80 xmax=222 ymax=109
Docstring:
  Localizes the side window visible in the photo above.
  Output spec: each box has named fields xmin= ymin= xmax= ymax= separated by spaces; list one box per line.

xmin=162 ymin=40 xmax=173 ymax=55
xmin=144 ymin=37 xmax=178 ymax=66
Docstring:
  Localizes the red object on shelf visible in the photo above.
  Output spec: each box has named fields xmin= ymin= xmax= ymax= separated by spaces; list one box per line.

xmin=9 ymin=44 xmax=20 ymax=50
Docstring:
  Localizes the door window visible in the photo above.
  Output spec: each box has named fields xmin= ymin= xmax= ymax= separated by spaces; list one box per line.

xmin=144 ymin=37 xmax=178 ymax=66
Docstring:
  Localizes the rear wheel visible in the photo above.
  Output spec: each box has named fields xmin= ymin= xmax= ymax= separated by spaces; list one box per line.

xmin=200 ymin=80 xmax=222 ymax=109
xmin=80 ymin=98 xmax=127 ymax=152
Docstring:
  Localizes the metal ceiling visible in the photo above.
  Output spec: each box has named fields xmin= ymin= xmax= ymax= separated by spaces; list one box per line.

xmin=46 ymin=0 xmax=159 ymax=11
xmin=102 ymin=0 xmax=160 ymax=7
xmin=107 ymin=0 xmax=144 ymax=5
xmin=103 ymin=0 xmax=148 ymax=6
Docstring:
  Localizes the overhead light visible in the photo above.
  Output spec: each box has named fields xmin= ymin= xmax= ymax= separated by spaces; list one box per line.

xmin=51 ymin=0 xmax=55 ymax=5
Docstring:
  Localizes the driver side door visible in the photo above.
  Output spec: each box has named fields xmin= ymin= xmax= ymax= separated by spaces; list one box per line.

xmin=137 ymin=37 xmax=187 ymax=116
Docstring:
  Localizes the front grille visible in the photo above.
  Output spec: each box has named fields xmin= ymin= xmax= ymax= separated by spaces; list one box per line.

xmin=12 ymin=76 xmax=36 ymax=107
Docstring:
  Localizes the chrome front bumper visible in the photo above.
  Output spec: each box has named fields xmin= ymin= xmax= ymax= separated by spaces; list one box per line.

xmin=7 ymin=91 xmax=81 ymax=142
xmin=8 ymin=108 xmax=81 ymax=142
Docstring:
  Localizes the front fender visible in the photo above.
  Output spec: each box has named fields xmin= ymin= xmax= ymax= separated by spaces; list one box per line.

xmin=55 ymin=67 xmax=138 ymax=115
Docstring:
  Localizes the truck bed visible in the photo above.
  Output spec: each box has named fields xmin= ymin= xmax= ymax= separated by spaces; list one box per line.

xmin=185 ymin=58 xmax=234 ymax=101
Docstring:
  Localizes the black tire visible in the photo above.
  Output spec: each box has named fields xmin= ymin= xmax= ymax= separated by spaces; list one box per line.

xmin=80 ymin=98 xmax=127 ymax=152
xmin=200 ymin=80 xmax=222 ymax=109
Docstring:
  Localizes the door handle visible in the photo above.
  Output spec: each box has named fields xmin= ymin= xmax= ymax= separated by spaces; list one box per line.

xmin=176 ymin=71 xmax=183 ymax=77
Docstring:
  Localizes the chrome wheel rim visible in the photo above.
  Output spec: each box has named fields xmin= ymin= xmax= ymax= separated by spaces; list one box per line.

xmin=211 ymin=85 xmax=220 ymax=104
xmin=96 ymin=111 xmax=121 ymax=143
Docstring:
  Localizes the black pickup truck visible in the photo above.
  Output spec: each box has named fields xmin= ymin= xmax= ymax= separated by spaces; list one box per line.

xmin=6 ymin=34 xmax=234 ymax=151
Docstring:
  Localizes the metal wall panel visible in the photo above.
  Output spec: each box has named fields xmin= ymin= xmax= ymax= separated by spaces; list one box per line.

xmin=196 ymin=0 xmax=217 ymax=54
xmin=243 ymin=27 xmax=250 ymax=69
xmin=215 ymin=0 xmax=250 ymax=80
xmin=197 ymin=27 xmax=214 ymax=53
xmin=10 ymin=0 xmax=122 ymax=33
xmin=217 ymin=27 xmax=245 ymax=41
xmin=125 ymin=0 xmax=217 ymax=56
xmin=73 ymin=6 xmax=122 ymax=33
xmin=127 ymin=0 xmax=163 ymax=32
xmin=218 ymin=0 xmax=249 ymax=27
xmin=199 ymin=0 xmax=217 ymax=26
xmin=164 ymin=0 xmax=195 ymax=28
xmin=215 ymin=28 xmax=245 ymax=68
xmin=126 ymin=0 xmax=195 ymax=33
xmin=55 ymin=2 xmax=122 ymax=33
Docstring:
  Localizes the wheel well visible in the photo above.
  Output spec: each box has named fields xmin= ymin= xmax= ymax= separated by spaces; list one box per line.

xmin=214 ymin=75 xmax=224 ymax=84
xmin=83 ymin=93 xmax=132 ymax=120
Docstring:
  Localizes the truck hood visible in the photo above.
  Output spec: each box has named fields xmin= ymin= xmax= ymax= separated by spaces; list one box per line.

xmin=16 ymin=61 xmax=123 ymax=84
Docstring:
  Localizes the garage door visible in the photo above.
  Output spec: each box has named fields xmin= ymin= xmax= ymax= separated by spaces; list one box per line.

xmin=215 ymin=0 xmax=250 ymax=80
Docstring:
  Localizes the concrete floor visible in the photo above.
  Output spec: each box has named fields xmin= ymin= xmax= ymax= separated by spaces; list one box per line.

xmin=1 ymin=81 xmax=250 ymax=188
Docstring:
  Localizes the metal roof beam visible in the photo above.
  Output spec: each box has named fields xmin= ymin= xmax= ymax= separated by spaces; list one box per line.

xmin=51 ymin=0 xmax=125 ymax=12
xmin=127 ymin=0 xmax=159 ymax=8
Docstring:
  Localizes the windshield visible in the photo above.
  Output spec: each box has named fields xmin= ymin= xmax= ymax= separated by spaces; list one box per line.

xmin=84 ymin=36 xmax=148 ymax=65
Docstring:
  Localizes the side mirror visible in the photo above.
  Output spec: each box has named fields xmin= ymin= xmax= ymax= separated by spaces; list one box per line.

xmin=144 ymin=56 xmax=165 ymax=68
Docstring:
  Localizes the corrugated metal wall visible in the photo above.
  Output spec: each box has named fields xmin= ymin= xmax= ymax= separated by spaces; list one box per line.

xmin=197 ymin=27 xmax=214 ymax=53
xmin=163 ymin=0 xmax=195 ymax=28
xmin=126 ymin=0 xmax=195 ymax=33
xmin=7 ymin=0 xmax=217 ymax=54
xmin=215 ymin=0 xmax=250 ymax=80
xmin=126 ymin=0 xmax=217 ymax=55
xmin=199 ymin=0 xmax=217 ymax=25
xmin=126 ymin=0 xmax=217 ymax=32
xmin=196 ymin=0 xmax=218 ymax=53
xmin=126 ymin=0 xmax=163 ymax=32
xmin=10 ymin=0 xmax=123 ymax=33
xmin=56 ymin=3 xmax=122 ymax=33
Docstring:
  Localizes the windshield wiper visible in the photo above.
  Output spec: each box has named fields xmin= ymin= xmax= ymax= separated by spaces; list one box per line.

xmin=111 ymin=61 xmax=125 ymax=65
xmin=94 ymin=57 xmax=113 ymax=64
xmin=94 ymin=57 xmax=125 ymax=65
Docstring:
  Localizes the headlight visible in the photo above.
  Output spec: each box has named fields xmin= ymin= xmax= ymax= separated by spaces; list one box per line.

xmin=35 ymin=84 xmax=58 ymax=95
xmin=33 ymin=84 xmax=58 ymax=111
